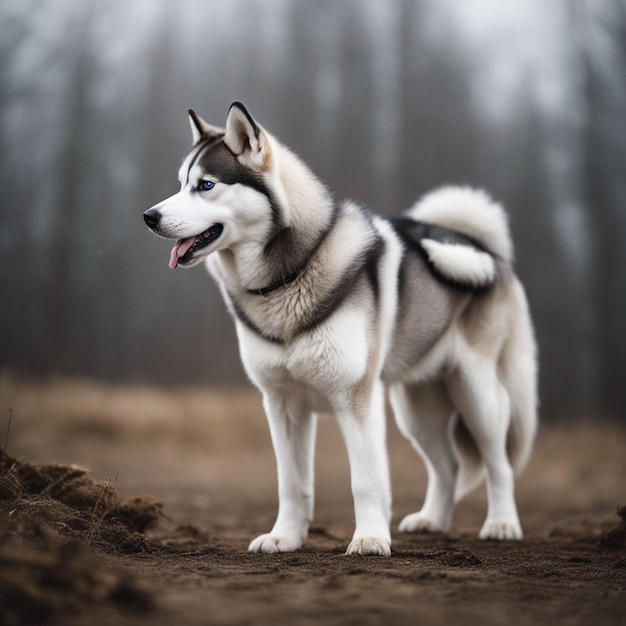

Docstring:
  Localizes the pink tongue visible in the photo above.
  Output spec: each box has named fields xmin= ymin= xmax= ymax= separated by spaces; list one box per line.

xmin=169 ymin=236 xmax=196 ymax=270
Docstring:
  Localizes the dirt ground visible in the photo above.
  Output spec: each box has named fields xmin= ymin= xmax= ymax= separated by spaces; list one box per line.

xmin=1 ymin=374 xmax=625 ymax=626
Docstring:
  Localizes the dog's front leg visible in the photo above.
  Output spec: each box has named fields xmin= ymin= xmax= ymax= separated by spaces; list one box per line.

xmin=248 ymin=392 xmax=317 ymax=553
xmin=336 ymin=381 xmax=392 ymax=556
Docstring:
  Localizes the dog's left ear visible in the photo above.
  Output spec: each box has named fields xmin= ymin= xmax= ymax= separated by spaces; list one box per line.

xmin=224 ymin=102 xmax=271 ymax=170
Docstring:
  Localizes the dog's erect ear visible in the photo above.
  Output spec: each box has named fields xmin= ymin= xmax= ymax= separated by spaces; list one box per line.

xmin=188 ymin=109 xmax=222 ymax=145
xmin=223 ymin=102 xmax=271 ymax=170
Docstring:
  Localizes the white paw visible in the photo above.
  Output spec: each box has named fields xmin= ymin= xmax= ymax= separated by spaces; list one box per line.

xmin=248 ymin=533 xmax=301 ymax=553
xmin=398 ymin=512 xmax=445 ymax=534
xmin=479 ymin=519 xmax=523 ymax=541
xmin=346 ymin=537 xmax=391 ymax=556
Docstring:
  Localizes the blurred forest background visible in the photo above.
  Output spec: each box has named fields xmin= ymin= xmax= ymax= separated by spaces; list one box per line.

xmin=0 ymin=0 xmax=625 ymax=420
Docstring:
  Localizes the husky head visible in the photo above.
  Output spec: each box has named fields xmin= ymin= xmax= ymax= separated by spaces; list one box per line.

xmin=143 ymin=102 xmax=280 ymax=269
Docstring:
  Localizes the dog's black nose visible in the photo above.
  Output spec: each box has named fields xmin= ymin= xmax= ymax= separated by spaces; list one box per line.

xmin=143 ymin=208 xmax=161 ymax=228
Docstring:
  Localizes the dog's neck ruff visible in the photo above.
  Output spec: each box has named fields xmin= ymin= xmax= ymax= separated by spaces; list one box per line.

xmin=247 ymin=272 xmax=299 ymax=298
xmin=245 ymin=196 xmax=340 ymax=298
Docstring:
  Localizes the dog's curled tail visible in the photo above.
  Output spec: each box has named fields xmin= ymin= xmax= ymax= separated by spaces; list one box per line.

xmin=408 ymin=186 xmax=514 ymax=263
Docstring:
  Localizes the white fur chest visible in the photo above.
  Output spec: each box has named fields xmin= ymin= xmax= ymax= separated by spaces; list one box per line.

xmin=236 ymin=303 xmax=372 ymax=404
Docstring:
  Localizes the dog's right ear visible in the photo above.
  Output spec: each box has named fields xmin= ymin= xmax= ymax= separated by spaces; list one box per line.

xmin=188 ymin=110 xmax=222 ymax=145
xmin=224 ymin=102 xmax=271 ymax=171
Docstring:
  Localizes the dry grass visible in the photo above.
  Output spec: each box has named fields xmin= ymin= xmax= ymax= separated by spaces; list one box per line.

xmin=0 ymin=371 xmax=267 ymax=455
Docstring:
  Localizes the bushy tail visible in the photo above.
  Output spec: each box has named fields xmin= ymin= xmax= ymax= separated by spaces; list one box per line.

xmin=408 ymin=186 xmax=514 ymax=262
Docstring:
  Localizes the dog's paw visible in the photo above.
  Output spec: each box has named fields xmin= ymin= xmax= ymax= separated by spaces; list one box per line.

xmin=479 ymin=519 xmax=522 ymax=541
xmin=248 ymin=533 xmax=301 ymax=553
xmin=398 ymin=512 xmax=444 ymax=534
xmin=346 ymin=537 xmax=391 ymax=556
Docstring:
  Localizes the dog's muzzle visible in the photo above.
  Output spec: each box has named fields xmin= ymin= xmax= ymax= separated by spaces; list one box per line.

xmin=143 ymin=207 xmax=224 ymax=269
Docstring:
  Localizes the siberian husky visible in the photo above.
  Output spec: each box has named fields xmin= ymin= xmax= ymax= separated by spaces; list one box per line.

xmin=143 ymin=102 xmax=538 ymax=555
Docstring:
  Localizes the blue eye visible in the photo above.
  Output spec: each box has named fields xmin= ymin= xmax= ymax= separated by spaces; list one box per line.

xmin=200 ymin=180 xmax=215 ymax=191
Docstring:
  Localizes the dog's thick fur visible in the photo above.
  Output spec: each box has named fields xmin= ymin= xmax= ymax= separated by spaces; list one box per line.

xmin=144 ymin=102 xmax=538 ymax=555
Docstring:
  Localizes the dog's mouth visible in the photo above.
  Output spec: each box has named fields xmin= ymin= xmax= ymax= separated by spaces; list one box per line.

xmin=169 ymin=224 xmax=224 ymax=269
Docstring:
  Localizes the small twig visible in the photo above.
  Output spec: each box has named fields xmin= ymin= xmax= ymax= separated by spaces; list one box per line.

xmin=86 ymin=470 xmax=120 ymax=546
xmin=86 ymin=479 xmax=112 ymax=546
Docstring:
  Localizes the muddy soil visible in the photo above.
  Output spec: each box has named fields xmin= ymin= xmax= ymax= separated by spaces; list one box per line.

xmin=1 ymin=375 xmax=625 ymax=625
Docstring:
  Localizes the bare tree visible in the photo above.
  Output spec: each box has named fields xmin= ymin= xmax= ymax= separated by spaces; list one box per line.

xmin=573 ymin=0 xmax=626 ymax=416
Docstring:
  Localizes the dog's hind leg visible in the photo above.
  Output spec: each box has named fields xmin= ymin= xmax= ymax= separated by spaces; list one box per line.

xmin=447 ymin=354 xmax=522 ymax=540
xmin=390 ymin=381 xmax=458 ymax=534
xmin=248 ymin=392 xmax=317 ymax=553
xmin=335 ymin=380 xmax=392 ymax=556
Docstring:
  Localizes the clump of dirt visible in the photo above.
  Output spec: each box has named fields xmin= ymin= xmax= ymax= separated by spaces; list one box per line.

xmin=0 ymin=447 xmax=159 ymax=625
xmin=600 ymin=504 xmax=626 ymax=548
